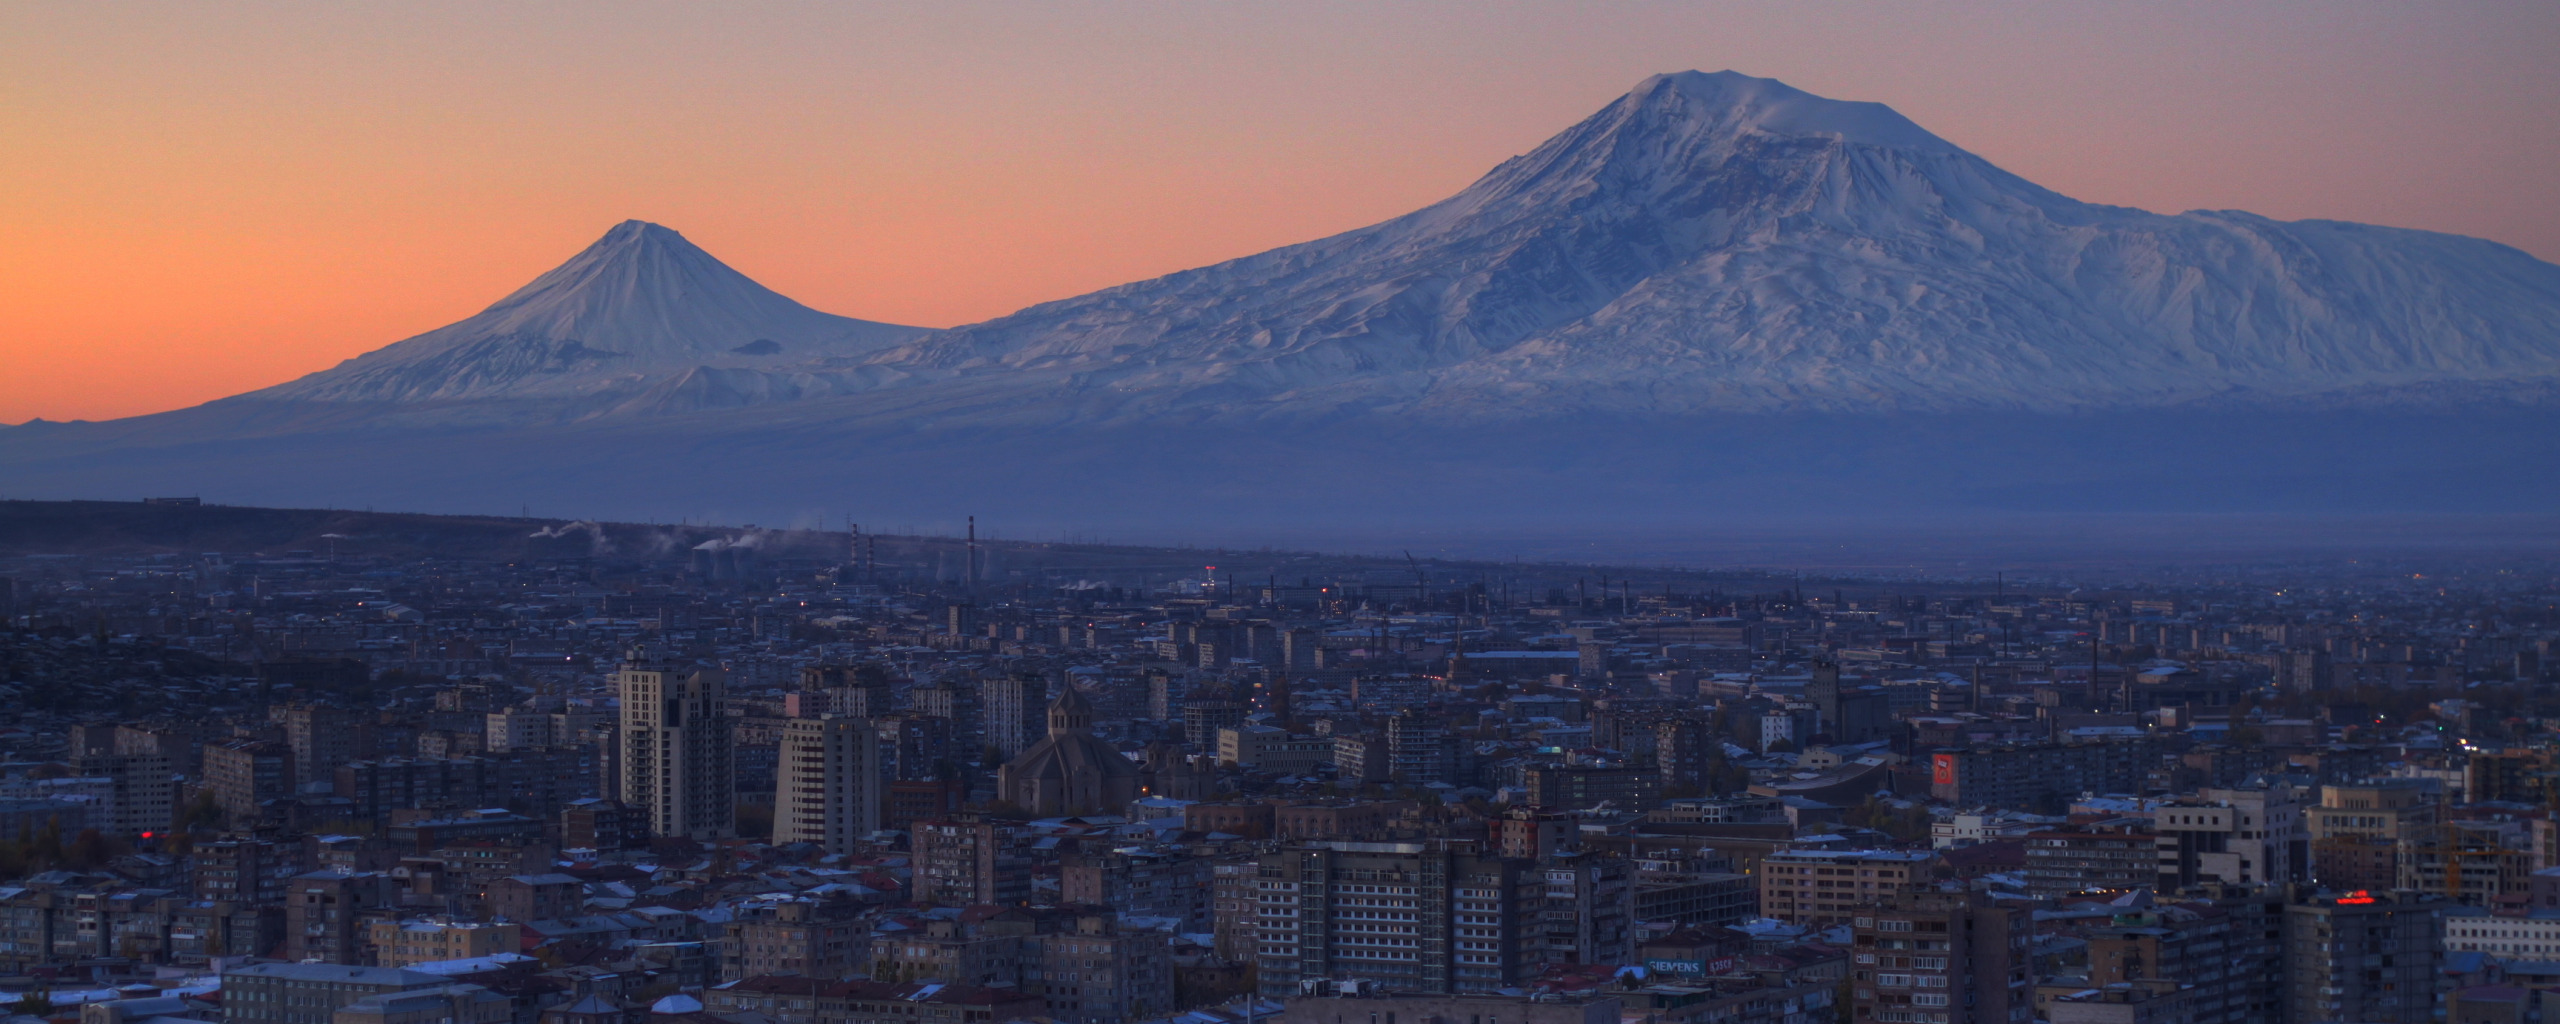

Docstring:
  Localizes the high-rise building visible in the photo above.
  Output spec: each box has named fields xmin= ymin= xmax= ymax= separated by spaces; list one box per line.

xmin=774 ymin=715 xmax=880 ymax=853
xmin=1387 ymin=711 xmax=1458 ymax=785
xmin=278 ymin=704 xmax=355 ymax=788
xmin=1539 ymin=851 xmax=1635 ymax=966
xmin=203 ymin=739 xmax=294 ymax=825
xmin=1846 ymin=890 xmax=2029 ymax=1024
xmin=1146 ymin=669 xmax=1184 ymax=723
xmin=1281 ymin=629 xmax=1317 ymax=672
xmin=72 ymin=749 xmax=174 ymax=835
xmin=1253 ymin=839 xmax=1543 ymax=997
xmin=616 ymin=660 xmax=735 ymax=841
xmin=980 ymin=673 xmax=1048 ymax=760
xmin=909 ymin=681 xmax=979 ymax=751
xmin=2083 ymin=902 xmax=2246 ymax=1024
xmin=1655 ymin=715 xmax=1716 ymax=791
xmin=1181 ymin=693 xmax=1246 ymax=749
xmin=2282 ymin=889 xmax=2445 ymax=1024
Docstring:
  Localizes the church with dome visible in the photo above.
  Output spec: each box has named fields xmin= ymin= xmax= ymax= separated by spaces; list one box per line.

xmin=997 ymin=687 xmax=1143 ymax=816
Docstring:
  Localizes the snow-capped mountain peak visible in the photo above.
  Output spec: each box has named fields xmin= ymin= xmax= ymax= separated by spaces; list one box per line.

xmin=1631 ymin=70 xmax=1957 ymax=152
xmin=255 ymin=220 xmax=922 ymax=404
xmin=841 ymin=70 xmax=2560 ymax=419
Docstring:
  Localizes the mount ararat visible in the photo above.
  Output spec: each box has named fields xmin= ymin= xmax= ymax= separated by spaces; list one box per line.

xmin=10 ymin=72 xmax=2560 ymax=551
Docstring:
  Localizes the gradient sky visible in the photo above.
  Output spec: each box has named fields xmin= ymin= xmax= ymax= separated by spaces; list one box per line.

xmin=5 ymin=1 xmax=2557 ymax=424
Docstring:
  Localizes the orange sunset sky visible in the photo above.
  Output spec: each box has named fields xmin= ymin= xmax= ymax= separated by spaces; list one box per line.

xmin=5 ymin=1 xmax=2557 ymax=424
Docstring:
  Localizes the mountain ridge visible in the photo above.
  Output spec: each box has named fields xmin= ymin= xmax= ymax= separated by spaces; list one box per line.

xmin=7 ymin=70 xmax=2560 ymax=539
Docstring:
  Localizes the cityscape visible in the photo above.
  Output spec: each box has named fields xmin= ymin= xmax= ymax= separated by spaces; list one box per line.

xmin=0 ymin=501 xmax=2557 ymax=1024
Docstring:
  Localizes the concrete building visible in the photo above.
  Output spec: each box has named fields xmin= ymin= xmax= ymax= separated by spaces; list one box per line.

xmin=703 ymin=977 xmax=1045 ymax=1024
xmin=203 ymin=740 xmax=294 ymax=824
xmin=1926 ymin=739 xmax=2178 ymax=811
xmin=1213 ymin=721 xmax=1331 ymax=773
xmin=1847 ymin=890 xmax=2029 ymax=1024
xmin=615 ymin=660 xmax=735 ymax=840
xmin=1029 ymin=914 xmax=1174 ymax=1024
xmin=1521 ymin=764 xmax=1660 ymax=811
xmin=284 ymin=871 xmax=397 ymax=964
xmin=70 ymin=750 xmax=174 ymax=836
xmin=721 ymin=897 xmax=869 ymax=983
xmin=280 ymin=704 xmax=356 ymax=789
xmin=2443 ymin=906 xmax=2560 ymax=960
xmin=1539 ymin=851 xmax=1634 ymax=966
xmin=774 ymin=714 xmax=881 ymax=854
xmin=2024 ymin=829 xmax=2160 ymax=897
xmin=1273 ymin=995 xmax=1617 ymax=1024
xmin=368 ymin=919 xmax=521 ymax=967
xmin=2043 ymin=981 xmax=2187 ymax=1024
xmin=2082 ymin=902 xmax=2246 ymax=1024
xmin=980 ymin=673 xmax=1047 ymax=761
xmin=2283 ymin=889 xmax=2446 ymax=1024
xmin=483 ymin=709 xmax=556 ymax=753
xmin=2154 ymin=785 xmax=2306 ymax=890
xmin=221 ymin=962 xmax=453 ymax=1024
xmin=913 ymin=815 xmax=1029 ymax=907
xmin=1757 ymin=849 xmax=1932 ymax=926
xmin=1386 ymin=712 xmax=1458 ymax=785
xmin=1332 ymin=735 xmax=1391 ymax=784
xmin=1252 ymin=839 xmax=1543 ymax=997
xmin=1217 ymin=726 xmax=1334 ymax=772
xmin=330 ymin=983 xmax=512 ymax=1024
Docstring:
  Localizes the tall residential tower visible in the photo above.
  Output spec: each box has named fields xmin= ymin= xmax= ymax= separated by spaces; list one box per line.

xmin=616 ymin=659 xmax=735 ymax=841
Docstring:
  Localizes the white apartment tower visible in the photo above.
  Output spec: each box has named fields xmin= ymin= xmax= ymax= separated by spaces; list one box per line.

xmin=775 ymin=715 xmax=881 ymax=853
xmin=617 ymin=661 xmax=735 ymax=841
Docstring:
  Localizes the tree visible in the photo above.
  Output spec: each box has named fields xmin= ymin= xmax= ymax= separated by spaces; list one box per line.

xmin=64 ymin=828 xmax=112 ymax=872
xmin=178 ymin=789 xmax=226 ymax=831
xmin=10 ymin=990 xmax=51 ymax=1017
xmin=733 ymin=800 xmax=774 ymax=841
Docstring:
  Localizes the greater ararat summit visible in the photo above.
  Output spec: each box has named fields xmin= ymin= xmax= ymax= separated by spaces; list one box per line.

xmin=841 ymin=69 xmax=2560 ymax=420
xmin=7 ymin=71 xmax=2560 ymax=535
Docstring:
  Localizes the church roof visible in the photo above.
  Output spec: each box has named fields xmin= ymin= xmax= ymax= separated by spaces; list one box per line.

xmin=1003 ymin=731 xmax=1139 ymax=782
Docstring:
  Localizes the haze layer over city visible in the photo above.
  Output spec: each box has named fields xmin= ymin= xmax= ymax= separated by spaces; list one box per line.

xmin=5 ymin=6 xmax=2560 ymax=1024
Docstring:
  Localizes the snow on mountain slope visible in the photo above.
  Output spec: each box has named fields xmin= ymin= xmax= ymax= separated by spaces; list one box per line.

xmin=255 ymin=220 xmax=923 ymax=404
xmin=840 ymin=71 xmax=2560 ymax=419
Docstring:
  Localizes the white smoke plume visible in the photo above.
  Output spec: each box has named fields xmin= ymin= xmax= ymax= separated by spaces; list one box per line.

xmin=529 ymin=520 xmax=615 ymax=555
